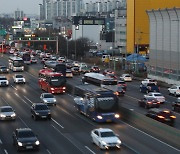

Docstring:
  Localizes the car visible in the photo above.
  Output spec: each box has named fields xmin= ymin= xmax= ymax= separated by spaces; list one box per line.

xmin=119 ymin=74 xmax=132 ymax=81
xmin=138 ymin=97 xmax=160 ymax=109
xmin=45 ymin=52 xmax=51 ymax=58
xmin=39 ymin=52 xmax=45 ymax=59
xmin=71 ymin=66 xmax=80 ymax=75
xmin=40 ymin=93 xmax=57 ymax=106
xmin=105 ymin=73 xmax=117 ymax=79
xmin=117 ymin=80 xmax=127 ymax=90
xmin=79 ymin=63 xmax=87 ymax=70
xmin=144 ymin=92 xmax=165 ymax=104
xmin=140 ymin=82 xmax=159 ymax=93
xmin=31 ymin=57 xmax=37 ymax=63
xmin=9 ymin=48 xmax=15 ymax=54
xmin=50 ymin=55 xmax=57 ymax=61
xmin=114 ymin=86 xmax=125 ymax=96
xmin=0 ymin=106 xmax=16 ymax=120
xmin=90 ymin=66 xmax=100 ymax=73
xmin=12 ymin=128 xmax=40 ymax=151
xmin=66 ymin=69 xmax=73 ymax=78
xmin=31 ymin=103 xmax=51 ymax=120
xmin=168 ymin=85 xmax=180 ymax=97
xmin=172 ymin=97 xmax=180 ymax=112
xmin=0 ymin=76 xmax=9 ymax=86
xmin=91 ymin=128 xmax=121 ymax=150
xmin=72 ymin=61 xmax=80 ymax=66
xmin=41 ymin=57 xmax=48 ymax=64
xmin=146 ymin=108 xmax=176 ymax=126
xmin=141 ymin=78 xmax=157 ymax=85
xmin=13 ymin=74 xmax=26 ymax=84
xmin=103 ymin=69 xmax=115 ymax=75
xmin=57 ymin=57 xmax=66 ymax=63
xmin=0 ymin=66 xmax=9 ymax=73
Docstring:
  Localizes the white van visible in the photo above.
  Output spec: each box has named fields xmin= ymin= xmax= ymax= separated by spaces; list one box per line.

xmin=102 ymin=55 xmax=110 ymax=62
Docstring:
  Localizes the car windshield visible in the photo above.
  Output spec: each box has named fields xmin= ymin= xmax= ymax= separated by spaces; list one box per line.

xmin=18 ymin=131 xmax=35 ymax=138
xmin=147 ymin=83 xmax=156 ymax=86
xmin=1 ymin=107 xmax=13 ymax=112
xmin=0 ymin=66 xmax=7 ymax=69
xmin=146 ymin=97 xmax=157 ymax=101
xmin=16 ymin=75 xmax=23 ymax=78
xmin=101 ymin=131 xmax=115 ymax=137
xmin=44 ymin=94 xmax=54 ymax=98
xmin=154 ymin=94 xmax=162 ymax=97
xmin=0 ymin=77 xmax=6 ymax=80
xmin=13 ymin=60 xmax=24 ymax=67
xmin=35 ymin=105 xmax=48 ymax=110
xmin=49 ymin=76 xmax=66 ymax=87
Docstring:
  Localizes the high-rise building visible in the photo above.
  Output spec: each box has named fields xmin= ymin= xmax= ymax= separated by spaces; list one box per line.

xmin=14 ymin=9 xmax=25 ymax=20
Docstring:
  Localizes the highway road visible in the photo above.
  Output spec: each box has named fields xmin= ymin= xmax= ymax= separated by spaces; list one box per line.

xmin=0 ymin=54 xmax=179 ymax=154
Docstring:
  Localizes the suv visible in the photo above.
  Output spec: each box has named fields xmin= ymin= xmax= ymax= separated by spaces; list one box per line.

xmin=0 ymin=76 xmax=9 ymax=86
xmin=12 ymin=128 xmax=40 ymax=151
xmin=140 ymin=83 xmax=159 ymax=93
xmin=172 ymin=97 xmax=180 ymax=112
xmin=31 ymin=103 xmax=51 ymax=120
xmin=146 ymin=108 xmax=176 ymax=126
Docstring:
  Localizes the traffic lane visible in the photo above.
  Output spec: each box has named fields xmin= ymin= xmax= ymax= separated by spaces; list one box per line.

xmin=1 ymin=88 xmax=84 ymax=154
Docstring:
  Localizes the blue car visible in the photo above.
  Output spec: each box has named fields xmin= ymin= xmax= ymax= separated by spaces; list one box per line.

xmin=140 ymin=83 xmax=159 ymax=93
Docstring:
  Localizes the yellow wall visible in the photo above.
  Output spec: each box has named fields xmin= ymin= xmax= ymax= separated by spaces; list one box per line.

xmin=126 ymin=0 xmax=180 ymax=54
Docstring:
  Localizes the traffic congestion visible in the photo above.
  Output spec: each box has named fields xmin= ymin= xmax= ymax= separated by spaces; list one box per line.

xmin=0 ymin=47 xmax=179 ymax=154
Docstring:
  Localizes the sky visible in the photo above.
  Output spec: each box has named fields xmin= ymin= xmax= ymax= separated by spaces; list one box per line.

xmin=0 ymin=0 xmax=42 ymax=15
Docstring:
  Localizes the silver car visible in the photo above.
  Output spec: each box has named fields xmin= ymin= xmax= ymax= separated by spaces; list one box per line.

xmin=40 ymin=93 xmax=56 ymax=106
xmin=0 ymin=106 xmax=16 ymax=120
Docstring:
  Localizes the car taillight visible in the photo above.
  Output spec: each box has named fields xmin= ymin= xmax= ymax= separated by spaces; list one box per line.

xmin=170 ymin=115 xmax=176 ymax=119
xmin=147 ymin=102 xmax=152 ymax=104
xmin=157 ymin=102 xmax=160 ymax=104
xmin=114 ymin=92 xmax=119 ymax=96
xmin=157 ymin=115 xmax=164 ymax=119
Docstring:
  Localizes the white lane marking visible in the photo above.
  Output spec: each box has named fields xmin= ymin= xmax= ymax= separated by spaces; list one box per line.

xmin=23 ymin=96 xmax=33 ymax=104
xmin=52 ymin=118 xmax=64 ymax=129
xmin=85 ymin=146 xmax=96 ymax=154
xmin=121 ymin=121 xmax=180 ymax=152
xmin=125 ymin=94 xmax=139 ymax=101
xmin=13 ymin=93 xmax=31 ymax=107
xmin=10 ymin=85 xmax=17 ymax=91
xmin=18 ymin=116 xmax=29 ymax=128
xmin=46 ymin=149 xmax=52 ymax=154
xmin=25 ymin=72 xmax=37 ymax=78
xmin=51 ymin=125 xmax=84 ymax=153
xmin=0 ymin=139 xmax=2 ymax=144
xmin=4 ymin=149 xmax=8 ymax=154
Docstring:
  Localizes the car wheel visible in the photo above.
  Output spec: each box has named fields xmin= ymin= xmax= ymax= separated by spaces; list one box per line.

xmin=174 ymin=93 xmax=177 ymax=97
xmin=16 ymin=145 xmax=20 ymax=152
xmin=99 ymin=143 xmax=104 ymax=150
xmin=91 ymin=138 xmax=95 ymax=144
xmin=33 ymin=115 xmax=37 ymax=121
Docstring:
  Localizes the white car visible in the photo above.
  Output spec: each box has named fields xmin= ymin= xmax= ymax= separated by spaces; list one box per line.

xmin=66 ymin=69 xmax=73 ymax=78
xmin=57 ymin=57 xmax=66 ymax=62
xmin=79 ymin=63 xmax=87 ymax=71
xmin=141 ymin=78 xmax=157 ymax=85
xmin=168 ymin=85 xmax=180 ymax=97
xmin=40 ymin=93 xmax=56 ymax=106
xmin=0 ymin=106 xmax=16 ymax=120
xmin=91 ymin=128 xmax=121 ymax=150
xmin=119 ymin=74 xmax=132 ymax=82
xmin=13 ymin=74 xmax=26 ymax=84
xmin=144 ymin=92 xmax=165 ymax=103
xmin=0 ymin=76 xmax=9 ymax=86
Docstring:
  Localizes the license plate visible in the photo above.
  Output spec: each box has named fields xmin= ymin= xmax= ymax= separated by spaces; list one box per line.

xmin=41 ymin=116 xmax=47 ymax=118
xmin=26 ymin=146 xmax=33 ymax=149
xmin=106 ymin=119 xmax=112 ymax=122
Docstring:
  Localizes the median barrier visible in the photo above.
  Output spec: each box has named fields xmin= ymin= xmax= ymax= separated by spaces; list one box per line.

xmin=119 ymin=105 xmax=180 ymax=148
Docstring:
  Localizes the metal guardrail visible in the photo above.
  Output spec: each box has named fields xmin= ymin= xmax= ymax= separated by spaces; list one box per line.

xmin=12 ymin=37 xmax=57 ymax=42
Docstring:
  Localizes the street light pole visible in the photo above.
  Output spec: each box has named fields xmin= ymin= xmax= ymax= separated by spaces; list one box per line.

xmin=66 ymin=37 xmax=68 ymax=59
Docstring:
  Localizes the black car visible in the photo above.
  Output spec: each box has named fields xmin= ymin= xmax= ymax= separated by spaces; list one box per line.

xmin=90 ymin=66 xmax=100 ymax=73
xmin=12 ymin=128 xmax=40 ymax=151
xmin=138 ymin=97 xmax=160 ymax=109
xmin=140 ymin=83 xmax=159 ymax=93
xmin=71 ymin=66 xmax=80 ymax=75
xmin=0 ymin=66 xmax=9 ymax=73
xmin=172 ymin=98 xmax=180 ymax=112
xmin=146 ymin=108 xmax=176 ymax=126
xmin=31 ymin=103 xmax=51 ymax=120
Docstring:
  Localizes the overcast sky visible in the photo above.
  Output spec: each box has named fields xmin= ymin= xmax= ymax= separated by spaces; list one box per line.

xmin=0 ymin=0 xmax=42 ymax=15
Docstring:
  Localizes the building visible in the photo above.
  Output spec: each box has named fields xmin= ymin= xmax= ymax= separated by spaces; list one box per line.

xmin=126 ymin=0 xmax=180 ymax=55
xmin=147 ymin=8 xmax=180 ymax=85
xmin=14 ymin=9 xmax=25 ymax=20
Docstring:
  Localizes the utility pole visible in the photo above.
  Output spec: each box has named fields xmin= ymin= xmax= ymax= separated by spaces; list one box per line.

xmin=56 ymin=36 xmax=58 ymax=55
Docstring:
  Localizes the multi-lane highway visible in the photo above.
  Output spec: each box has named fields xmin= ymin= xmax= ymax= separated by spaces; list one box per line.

xmin=0 ymin=54 xmax=179 ymax=154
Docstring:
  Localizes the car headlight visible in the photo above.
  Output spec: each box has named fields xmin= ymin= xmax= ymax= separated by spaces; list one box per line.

xmin=117 ymin=140 xmax=121 ymax=144
xmin=44 ymin=100 xmax=48 ymax=102
xmin=102 ymin=141 xmax=107 ymax=145
xmin=97 ymin=115 xmax=103 ymax=119
xmin=18 ymin=142 xmax=23 ymax=146
xmin=115 ymin=114 xmax=120 ymax=118
xmin=11 ymin=113 xmax=16 ymax=117
xmin=51 ymin=88 xmax=54 ymax=90
xmin=35 ymin=112 xmax=40 ymax=115
xmin=6 ymin=81 xmax=9 ymax=84
xmin=0 ymin=114 xmax=6 ymax=118
xmin=23 ymin=79 xmax=26 ymax=82
xmin=53 ymin=99 xmax=56 ymax=102
xmin=48 ymin=112 xmax=51 ymax=115
xmin=35 ymin=140 xmax=40 ymax=145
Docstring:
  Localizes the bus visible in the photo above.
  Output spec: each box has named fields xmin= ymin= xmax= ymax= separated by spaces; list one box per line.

xmin=38 ymin=68 xmax=66 ymax=94
xmin=74 ymin=84 xmax=120 ymax=122
xmin=82 ymin=73 xmax=117 ymax=87
xmin=19 ymin=52 xmax=31 ymax=64
xmin=8 ymin=56 xmax=24 ymax=72
xmin=44 ymin=61 xmax=66 ymax=77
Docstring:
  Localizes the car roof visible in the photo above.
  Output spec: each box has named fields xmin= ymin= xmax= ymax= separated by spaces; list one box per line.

xmin=0 ymin=76 xmax=7 ymax=78
xmin=0 ymin=106 xmax=12 ymax=109
xmin=95 ymin=128 xmax=113 ymax=132
xmin=148 ymin=92 xmax=161 ymax=95
xmin=149 ymin=108 xmax=170 ymax=113
xmin=16 ymin=128 xmax=32 ymax=132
